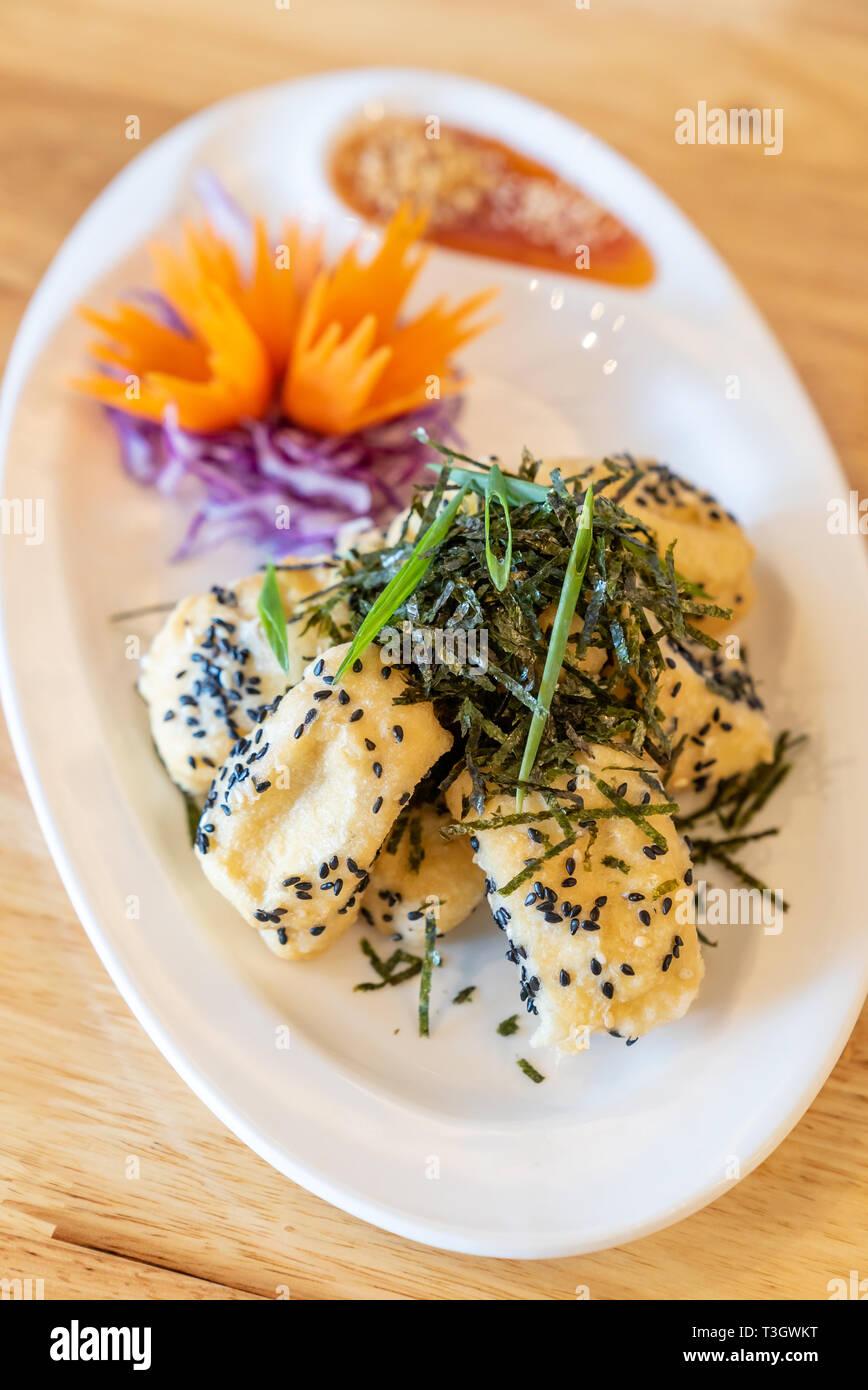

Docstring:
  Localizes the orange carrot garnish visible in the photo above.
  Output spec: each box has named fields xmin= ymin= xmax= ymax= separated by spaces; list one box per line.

xmin=72 ymin=205 xmax=496 ymax=435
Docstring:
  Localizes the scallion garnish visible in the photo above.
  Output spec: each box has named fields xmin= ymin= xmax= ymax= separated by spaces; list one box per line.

xmin=516 ymin=484 xmax=594 ymax=810
xmin=257 ymin=562 xmax=289 ymax=673
xmin=483 ymin=464 xmax=513 ymax=591
xmin=426 ymin=457 xmax=548 ymax=506
xmin=335 ymin=482 xmax=469 ymax=681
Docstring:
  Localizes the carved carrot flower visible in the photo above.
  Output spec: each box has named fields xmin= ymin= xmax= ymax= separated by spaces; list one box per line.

xmin=69 ymin=195 xmax=498 ymax=558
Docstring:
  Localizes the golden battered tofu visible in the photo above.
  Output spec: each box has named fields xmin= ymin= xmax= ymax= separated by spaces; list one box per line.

xmin=657 ymin=639 xmax=773 ymax=792
xmin=361 ymin=800 xmax=484 ymax=944
xmin=536 ymin=457 xmax=755 ymax=630
xmin=140 ymin=561 xmax=337 ymax=797
xmin=447 ymin=745 xmax=703 ymax=1049
xmin=196 ymin=643 xmax=452 ymax=958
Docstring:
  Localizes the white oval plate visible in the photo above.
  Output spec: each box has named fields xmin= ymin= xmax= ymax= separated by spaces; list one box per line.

xmin=2 ymin=69 xmax=867 ymax=1258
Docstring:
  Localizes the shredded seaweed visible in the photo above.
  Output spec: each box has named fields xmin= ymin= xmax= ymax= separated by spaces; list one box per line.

xmin=497 ymin=1014 xmax=520 ymax=1035
xmin=517 ymin=1057 xmax=545 ymax=1083
xmin=453 ymin=985 xmax=476 ymax=1004
xmin=418 ymin=912 xmax=440 ymax=1036
xmin=354 ymin=938 xmax=423 ymax=991
xmin=675 ymin=732 xmax=802 ymax=909
xmin=602 ymin=854 xmax=631 ymax=875
xmin=298 ymin=446 xmax=731 ymax=820
xmin=182 ymin=792 xmax=201 ymax=846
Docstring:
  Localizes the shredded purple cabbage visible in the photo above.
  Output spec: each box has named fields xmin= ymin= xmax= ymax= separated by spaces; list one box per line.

xmin=106 ymin=396 xmax=463 ymax=560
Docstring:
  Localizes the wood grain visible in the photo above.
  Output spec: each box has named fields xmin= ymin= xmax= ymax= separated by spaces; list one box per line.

xmin=0 ymin=0 xmax=866 ymax=1300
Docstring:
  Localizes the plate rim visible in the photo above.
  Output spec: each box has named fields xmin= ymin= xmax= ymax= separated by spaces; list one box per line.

xmin=2 ymin=66 xmax=867 ymax=1259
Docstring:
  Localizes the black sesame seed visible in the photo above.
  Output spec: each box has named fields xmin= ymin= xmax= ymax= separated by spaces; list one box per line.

xmin=621 ymin=963 xmax=635 ymax=976
xmin=581 ymin=920 xmax=600 ymax=932
xmin=559 ymin=970 xmax=570 ymax=986
xmin=638 ymin=909 xmax=651 ymax=926
xmin=661 ymin=897 xmax=672 ymax=915
xmin=590 ymin=957 xmax=602 ymax=976
xmin=628 ymin=892 xmax=644 ymax=901
xmin=310 ymin=925 xmax=326 ymax=936
xmin=528 ymin=828 xmax=544 ymax=843
xmin=393 ymin=725 xmax=403 ymax=742
xmin=277 ymin=928 xmax=288 ymax=945
xmin=349 ymin=709 xmax=363 ymax=722
xmin=601 ymin=981 xmax=615 ymax=999
xmin=338 ymin=689 xmax=350 ymax=705
xmin=372 ymin=762 xmax=382 ymax=778
xmin=313 ymin=659 xmax=324 ymax=677
xmin=662 ymin=953 xmax=673 ymax=972
xmin=352 ymin=659 xmax=363 ymax=673
xmin=684 ymin=869 xmax=693 ymax=885
xmin=372 ymin=797 xmax=383 ymax=814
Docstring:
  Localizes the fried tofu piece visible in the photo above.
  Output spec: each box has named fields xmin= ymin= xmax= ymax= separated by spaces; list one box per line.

xmin=140 ymin=561 xmax=338 ymax=797
xmin=361 ymin=799 xmax=484 ymax=945
xmin=196 ymin=643 xmax=452 ymax=959
xmin=657 ymin=638 xmax=773 ymax=791
xmin=537 ymin=457 xmax=755 ymax=631
xmin=446 ymin=745 xmax=703 ymax=1050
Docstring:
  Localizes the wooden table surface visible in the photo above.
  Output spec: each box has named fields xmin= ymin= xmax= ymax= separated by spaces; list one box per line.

xmin=1 ymin=0 xmax=866 ymax=1301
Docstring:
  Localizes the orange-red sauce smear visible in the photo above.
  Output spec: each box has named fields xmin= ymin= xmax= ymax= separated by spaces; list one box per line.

xmin=330 ymin=115 xmax=653 ymax=287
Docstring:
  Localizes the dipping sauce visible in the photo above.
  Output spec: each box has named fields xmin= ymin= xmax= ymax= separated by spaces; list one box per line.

xmin=330 ymin=114 xmax=653 ymax=287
